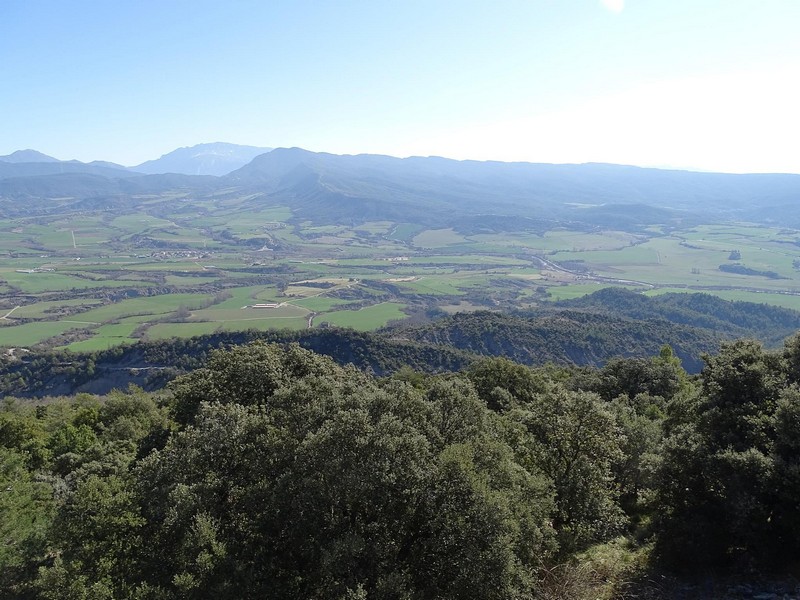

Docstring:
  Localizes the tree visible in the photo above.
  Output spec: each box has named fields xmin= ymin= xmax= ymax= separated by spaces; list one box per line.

xmin=504 ymin=388 xmax=626 ymax=552
xmin=0 ymin=447 xmax=54 ymax=594
xmin=169 ymin=341 xmax=351 ymax=424
xmin=37 ymin=473 xmax=146 ymax=598
xmin=654 ymin=339 xmax=792 ymax=569
xmin=609 ymin=393 xmax=663 ymax=518
xmin=699 ymin=339 xmax=782 ymax=452
xmin=131 ymin=345 xmax=558 ymax=598
xmin=466 ymin=357 xmax=549 ymax=411
xmin=409 ymin=441 xmax=554 ymax=599
xmin=582 ymin=347 xmax=688 ymax=403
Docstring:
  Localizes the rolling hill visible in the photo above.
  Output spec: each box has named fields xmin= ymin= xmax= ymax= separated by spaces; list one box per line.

xmin=224 ymin=148 xmax=800 ymax=228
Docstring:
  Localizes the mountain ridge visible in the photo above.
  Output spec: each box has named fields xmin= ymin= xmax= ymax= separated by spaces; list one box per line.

xmin=133 ymin=142 xmax=273 ymax=176
xmin=223 ymin=148 xmax=800 ymax=227
xmin=0 ymin=161 xmax=140 ymax=181
xmin=0 ymin=149 xmax=61 ymax=163
xmin=3 ymin=145 xmax=800 ymax=228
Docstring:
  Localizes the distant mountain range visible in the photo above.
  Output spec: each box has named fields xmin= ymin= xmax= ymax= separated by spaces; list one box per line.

xmin=133 ymin=142 xmax=272 ymax=176
xmin=0 ymin=142 xmax=273 ymax=177
xmin=222 ymin=147 xmax=800 ymax=227
xmin=0 ymin=161 xmax=136 ymax=181
xmin=3 ymin=144 xmax=800 ymax=228
xmin=0 ymin=149 xmax=61 ymax=163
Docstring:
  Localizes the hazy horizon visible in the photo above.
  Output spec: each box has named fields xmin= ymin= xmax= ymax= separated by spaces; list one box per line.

xmin=3 ymin=0 xmax=799 ymax=174
xmin=6 ymin=143 xmax=800 ymax=177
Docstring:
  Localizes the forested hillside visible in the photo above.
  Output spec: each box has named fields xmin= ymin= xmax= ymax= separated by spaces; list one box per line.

xmin=397 ymin=309 xmax=721 ymax=372
xmin=558 ymin=288 xmax=800 ymax=345
xmin=5 ymin=290 xmax=800 ymax=398
xmin=6 ymin=148 xmax=800 ymax=228
xmin=2 ymin=339 xmax=800 ymax=598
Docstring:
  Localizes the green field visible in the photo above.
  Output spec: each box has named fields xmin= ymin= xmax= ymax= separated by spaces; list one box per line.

xmin=0 ymin=271 xmax=150 ymax=293
xmin=74 ymin=293 xmax=214 ymax=323
xmin=412 ymin=228 xmax=468 ymax=248
xmin=545 ymin=283 xmax=624 ymax=301
xmin=145 ymin=316 xmax=308 ymax=340
xmin=5 ymin=194 xmax=800 ymax=350
xmin=316 ymin=302 xmax=408 ymax=330
xmin=190 ymin=304 xmax=309 ymax=322
xmin=288 ymin=297 xmax=354 ymax=311
xmin=0 ymin=321 xmax=86 ymax=347
xmin=64 ymin=319 xmax=144 ymax=352
xmin=10 ymin=299 xmax=104 ymax=319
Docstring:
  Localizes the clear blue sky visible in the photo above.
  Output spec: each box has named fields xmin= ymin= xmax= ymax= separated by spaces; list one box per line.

xmin=2 ymin=0 xmax=799 ymax=172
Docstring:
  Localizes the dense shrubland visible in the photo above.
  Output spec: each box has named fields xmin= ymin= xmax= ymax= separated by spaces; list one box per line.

xmin=2 ymin=337 xmax=800 ymax=598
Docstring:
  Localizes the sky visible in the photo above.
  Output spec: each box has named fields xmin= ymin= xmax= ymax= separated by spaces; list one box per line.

xmin=1 ymin=0 xmax=799 ymax=173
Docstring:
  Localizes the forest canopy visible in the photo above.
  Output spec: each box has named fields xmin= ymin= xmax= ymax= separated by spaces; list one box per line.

xmin=2 ymin=337 xmax=800 ymax=598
